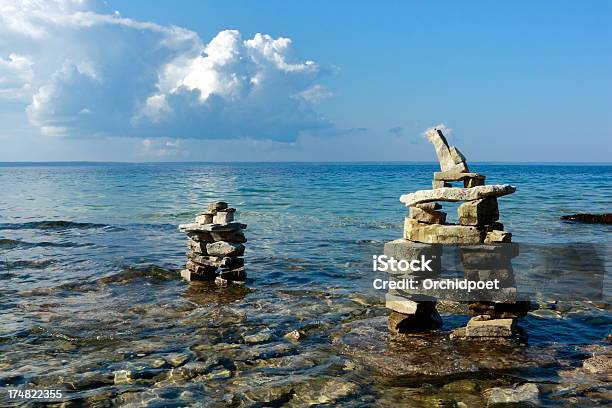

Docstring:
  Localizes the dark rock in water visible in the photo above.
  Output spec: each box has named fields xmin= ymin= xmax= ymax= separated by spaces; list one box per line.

xmin=560 ymin=213 xmax=612 ymax=224
xmin=388 ymin=310 xmax=442 ymax=334
xmin=332 ymin=317 xmax=556 ymax=377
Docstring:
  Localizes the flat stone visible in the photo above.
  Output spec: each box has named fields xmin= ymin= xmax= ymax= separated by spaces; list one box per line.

xmin=465 ymin=316 xmax=515 ymax=337
xmin=188 ymin=253 xmax=219 ymax=266
xmin=213 ymin=211 xmax=234 ymax=224
xmin=187 ymin=231 xmax=214 ymax=242
xmin=195 ymin=213 xmax=213 ymax=224
xmin=426 ymin=129 xmax=469 ymax=172
xmin=385 ymin=294 xmax=436 ymax=315
xmin=206 ymin=241 xmax=245 ymax=257
xmin=409 ymin=206 xmax=446 ymax=224
xmin=434 ymin=171 xmax=485 ymax=182
xmin=415 ymin=202 xmax=442 ymax=210
xmin=484 ymin=230 xmax=512 ymax=244
xmin=404 ymin=219 xmax=483 ymax=244
xmin=211 ymin=230 xmax=247 ymax=243
xmin=400 ymin=184 xmax=516 ymax=207
xmin=179 ymin=222 xmax=247 ymax=233
xmin=186 ymin=253 xmax=242 ymax=268
xmin=458 ymin=197 xmax=499 ymax=226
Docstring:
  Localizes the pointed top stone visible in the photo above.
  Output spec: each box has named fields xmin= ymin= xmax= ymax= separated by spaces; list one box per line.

xmin=426 ymin=128 xmax=469 ymax=172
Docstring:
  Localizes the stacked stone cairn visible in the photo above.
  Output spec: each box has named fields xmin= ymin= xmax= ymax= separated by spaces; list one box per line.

xmin=178 ymin=201 xmax=247 ymax=285
xmin=383 ymin=128 xmax=528 ymax=339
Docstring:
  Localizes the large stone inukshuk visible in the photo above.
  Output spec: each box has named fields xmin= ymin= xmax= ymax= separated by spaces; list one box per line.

xmin=179 ymin=201 xmax=247 ymax=285
xmin=383 ymin=128 xmax=526 ymax=338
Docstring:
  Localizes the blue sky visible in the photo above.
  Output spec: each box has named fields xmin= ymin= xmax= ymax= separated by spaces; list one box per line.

xmin=0 ymin=0 xmax=610 ymax=162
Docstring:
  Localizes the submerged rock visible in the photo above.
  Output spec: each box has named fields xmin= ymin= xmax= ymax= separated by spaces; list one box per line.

xmin=332 ymin=317 xmax=555 ymax=377
xmin=560 ymin=213 xmax=612 ymax=224
xmin=482 ymin=383 xmax=539 ymax=406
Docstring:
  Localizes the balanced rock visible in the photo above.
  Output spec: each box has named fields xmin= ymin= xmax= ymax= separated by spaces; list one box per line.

xmin=409 ymin=206 xmax=446 ymax=224
xmin=415 ymin=202 xmax=442 ymax=211
xmin=458 ymin=197 xmax=499 ymax=226
xmin=404 ymin=219 xmax=483 ymax=244
xmin=426 ymin=129 xmax=469 ymax=173
xmin=400 ymin=184 xmax=516 ymax=207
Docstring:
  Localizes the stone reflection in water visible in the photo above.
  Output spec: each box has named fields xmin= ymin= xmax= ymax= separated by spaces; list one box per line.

xmin=382 ymin=240 xmax=533 ymax=341
xmin=383 ymin=240 xmax=443 ymax=333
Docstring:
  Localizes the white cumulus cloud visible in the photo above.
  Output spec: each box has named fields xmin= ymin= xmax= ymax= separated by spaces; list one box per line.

xmin=0 ymin=0 xmax=333 ymax=141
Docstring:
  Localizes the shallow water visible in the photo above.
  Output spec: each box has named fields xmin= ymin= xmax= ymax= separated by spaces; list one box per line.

xmin=0 ymin=163 xmax=610 ymax=406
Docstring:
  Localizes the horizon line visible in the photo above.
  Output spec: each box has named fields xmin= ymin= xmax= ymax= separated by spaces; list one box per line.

xmin=0 ymin=160 xmax=611 ymax=166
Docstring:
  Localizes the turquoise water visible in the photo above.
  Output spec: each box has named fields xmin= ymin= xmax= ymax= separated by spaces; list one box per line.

xmin=0 ymin=163 xmax=610 ymax=406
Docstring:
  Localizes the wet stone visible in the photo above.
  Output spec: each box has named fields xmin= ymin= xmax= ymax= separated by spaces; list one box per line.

xmin=206 ymin=241 xmax=245 ymax=257
xmin=464 ymin=316 xmax=515 ymax=338
xmin=583 ymin=355 xmax=612 ymax=375
xmin=186 ymin=260 xmax=217 ymax=276
xmin=482 ymin=383 xmax=539 ymax=406
xmin=388 ymin=310 xmax=442 ymax=334
xmin=219 ymin=266 xmax=246 ymax=282
xmin=385 ymin=294 xmax=436 ymax=315
xmin=484 ymin=230 xmax=512 ymax=244
xmin=333 ymin=317 xmax=555 ymax=377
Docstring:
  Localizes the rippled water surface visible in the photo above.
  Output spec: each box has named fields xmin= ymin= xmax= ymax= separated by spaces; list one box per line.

xmin=0 ymin=163 xmax=610 ymax=406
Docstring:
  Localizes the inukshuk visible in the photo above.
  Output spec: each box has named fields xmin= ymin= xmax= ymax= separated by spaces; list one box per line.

xmin=179 ymin=201 xmax=247 ymax=285
xmin=383 ymin=128 xmax=527 ymax=338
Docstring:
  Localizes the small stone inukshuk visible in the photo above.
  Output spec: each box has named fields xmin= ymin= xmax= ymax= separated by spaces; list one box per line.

xmin=179 ymin=201 xmax=247 ymax=285
xmin=384 ymin=128 xmax=528 ymax=339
